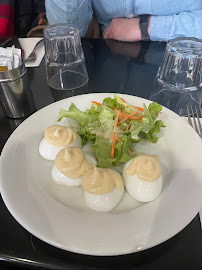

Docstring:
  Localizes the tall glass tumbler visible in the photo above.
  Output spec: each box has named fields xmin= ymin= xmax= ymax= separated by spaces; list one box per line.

xmin=150 ymin=37 xmax=202 ymax=116
xmin=43 ymin=24 xmax=88 ymax=90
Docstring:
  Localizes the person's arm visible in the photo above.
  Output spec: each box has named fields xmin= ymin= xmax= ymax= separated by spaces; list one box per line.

xmin=45 ymin=0 xmax=93 ymax=37
xmin=150 ymin=10 xmax=202 ymax=41
xmin=103 ymin=18 xmax=142 ymax=42
xmin=135 ymin=0 xmax=202 ymax=16
xmin=104 ymin=10 xmax=202 ymax=42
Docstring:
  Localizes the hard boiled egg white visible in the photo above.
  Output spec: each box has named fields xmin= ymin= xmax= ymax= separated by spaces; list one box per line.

xmin=51 ymin=153 xmax=97 ymax=187
xmin=39 ymin=134 xmax=82 ymax=161
xmin=82 ymin=169 xmax=124 ymax=212
xmin=123 ymin=159 xmax=163 ymax=202
xmin=84 ymin=187 xmax=124 ymax=212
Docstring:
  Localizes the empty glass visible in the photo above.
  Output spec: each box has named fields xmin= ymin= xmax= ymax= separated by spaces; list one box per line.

xmin=43 ymin=24 xmax=88 ymax=90
xmin=150 ymin=37 xmax=202 ymax=116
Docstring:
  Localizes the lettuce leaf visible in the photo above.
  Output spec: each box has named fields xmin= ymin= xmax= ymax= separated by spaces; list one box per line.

xmin=103 ymin=94 xmax=138 ymax=114
xmin=93 ymin=135 xmax=136 ymax=168
xmin=114 ymin=94 xmax=137 ymax=114
xmin=129 ymin=102 xmax=165 ymax=142
xmin=148 ymin=102 xmax=163 ymax=120
xmin=98 ymin=105 xmax=115 ymax=134
xmin=103 ymin=97 xmax=115 ymax=109
xmin=58 ymin=103 xmax=94 ymax=125
xmin=93 ymin=136 xmax=115 ymax=168
xmin=140 ymin=120 xmax=166 ymax=143
xmin=57 ymin=95 xmax=165 ymax=168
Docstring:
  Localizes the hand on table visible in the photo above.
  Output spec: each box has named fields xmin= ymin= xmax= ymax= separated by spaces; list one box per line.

xmin=103 ymin=18 xmax=142 ymax=42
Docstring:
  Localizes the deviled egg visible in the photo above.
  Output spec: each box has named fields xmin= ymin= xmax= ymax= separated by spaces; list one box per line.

xmin=123 ymin=155 xmax=162 ymax=202
xmin=51 ymin=146 xmax=97 ymax=187
xmin=39 ymin=125 xmax=81 ymax=160
xmin=82 ymin=167 xmax=124 ymax=211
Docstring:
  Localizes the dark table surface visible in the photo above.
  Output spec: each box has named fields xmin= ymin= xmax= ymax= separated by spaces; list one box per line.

xmin=0 ymin=38 xmax=202 ymax=270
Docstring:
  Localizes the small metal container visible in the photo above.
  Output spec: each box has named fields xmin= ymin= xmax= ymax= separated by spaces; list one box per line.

xmin=0 ymin=62 xmax=35 ymax=118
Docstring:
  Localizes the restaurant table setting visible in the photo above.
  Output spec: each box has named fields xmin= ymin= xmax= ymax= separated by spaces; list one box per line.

xmin=0 ymin=31 xmax=202 ymax=270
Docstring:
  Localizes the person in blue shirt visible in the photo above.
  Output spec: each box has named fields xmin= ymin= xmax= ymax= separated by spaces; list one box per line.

xmin=45 ymin=0 xmax=202 ymax=42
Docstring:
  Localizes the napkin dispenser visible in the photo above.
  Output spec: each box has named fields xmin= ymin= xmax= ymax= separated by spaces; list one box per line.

xmin=0 ymin=62 xmax=35 ymax=118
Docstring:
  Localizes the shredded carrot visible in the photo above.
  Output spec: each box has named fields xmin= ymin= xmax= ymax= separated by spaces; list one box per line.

xmin=129 ymin=115 xmax=144 ymax=120
xmin=113 ymin=108 xmax=127 ymax=117
xmin=121 ymin=98 xmax=127 ymax=103
xmin=114 ymin=108 xmax=141 ymax=119
xmin=111 ymin=110 xmax=121 ymax=158
xmin=116 ymin=137 xmax=121 ymax=142
xmin=117 ymin=112 xmax=138 ymax=126
xmin=91 ymin=101 xmax=101 ymax=106
xmin=114 ymin=106 xmax=144 ymax=120
xmin=134 ymin=106 xmax=144 ymax=111
xmin=139 ymin=119 xmax=142 ymax=122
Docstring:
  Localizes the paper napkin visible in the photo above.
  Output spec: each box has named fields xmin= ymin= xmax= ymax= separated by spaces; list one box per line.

xmin=19 ymin=37 xmax=45 ymax=67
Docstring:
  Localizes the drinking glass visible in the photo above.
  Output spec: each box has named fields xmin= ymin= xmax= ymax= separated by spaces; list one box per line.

xmin=150 ymin=37 xmax=202 ymax=116
xmin=43 ymin=24 xmax=88 ymax=90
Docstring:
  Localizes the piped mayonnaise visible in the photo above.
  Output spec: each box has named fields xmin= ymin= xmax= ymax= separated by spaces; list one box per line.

xmin=126 ymin=155 xmax=161 ymax=182
xmin=55 ymin=146 xmax=93 ymax=179
xmin=44 ymin=125 xmax=76 ymax=147
xmin=82 ymin=167 xmax=124 ymax=195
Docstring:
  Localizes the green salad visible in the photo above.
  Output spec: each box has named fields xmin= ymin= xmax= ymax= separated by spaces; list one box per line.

xmin=58 ymin=95 xmax=165 ymax=168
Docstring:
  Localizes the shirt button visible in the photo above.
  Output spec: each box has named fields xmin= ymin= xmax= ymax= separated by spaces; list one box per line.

xmin=129 ymin=14 xmax=134 ymax=18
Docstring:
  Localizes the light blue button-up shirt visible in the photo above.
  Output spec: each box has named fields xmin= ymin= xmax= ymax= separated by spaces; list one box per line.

xmin=45 ymin=0 xmax=202 ymax=41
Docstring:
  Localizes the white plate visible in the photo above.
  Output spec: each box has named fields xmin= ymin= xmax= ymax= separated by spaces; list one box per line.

xmin=0 ymin=93 xmax=202 ymax=256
